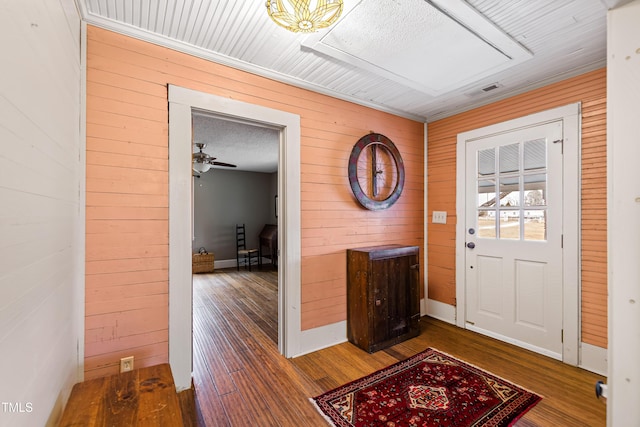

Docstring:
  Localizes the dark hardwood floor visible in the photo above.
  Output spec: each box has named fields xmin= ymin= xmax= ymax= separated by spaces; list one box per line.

xmin=186 ymin=268 xmax=606 ymax=426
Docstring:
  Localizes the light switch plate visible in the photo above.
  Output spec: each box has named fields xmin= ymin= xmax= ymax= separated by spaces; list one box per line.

xmin=432 ymin=211 xmax=447 ymax=224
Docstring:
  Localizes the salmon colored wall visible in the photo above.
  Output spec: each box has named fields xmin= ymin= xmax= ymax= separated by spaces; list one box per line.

xmin=427 ymin=68 xmax=607 ymax=348
xmin=85 ymin=26 xmax=424 ymax=378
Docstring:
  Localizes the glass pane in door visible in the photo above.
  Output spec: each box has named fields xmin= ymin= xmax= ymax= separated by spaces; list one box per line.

xmin=524 ymin=139 xmax=546 ymax=170
xmin=499 ymin=176 xmax=520 ymax=207
xmin=499 ymin=143 xmax=519 ymax=173
xmin=524 ymin=174 xmax=547 ymax=207
xmin=524 ymin=210 xmax=546 ymax=241
xmin=478 ymin=211 xmax=496 ymax=238
xmin=499 ymin=210 xmax=520 ymax=240
xmin=478 ymin=148 xmax=495 ymax=176
xmin=478 ymin=179 xmax=496 ymax=207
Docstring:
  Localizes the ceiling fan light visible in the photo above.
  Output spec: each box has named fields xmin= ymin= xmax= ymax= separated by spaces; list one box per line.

xmin=193 ymin=161 xmax=211 ymax=174
xmin=193 ymin=142 xmax=211 ymax=173
xmin=266 ymin=0 xmax=343 ymax=33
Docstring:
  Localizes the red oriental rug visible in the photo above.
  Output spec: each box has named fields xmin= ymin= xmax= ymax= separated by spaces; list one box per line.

xmin=311 ymin=348 xmax=542 ymax=427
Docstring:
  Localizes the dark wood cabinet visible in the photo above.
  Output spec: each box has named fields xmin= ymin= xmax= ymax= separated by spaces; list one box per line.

xmin=347 ymin=245 xmax=420 ymax=353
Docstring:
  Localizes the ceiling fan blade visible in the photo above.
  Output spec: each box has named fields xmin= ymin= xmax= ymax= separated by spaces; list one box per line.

xmin=193 ymin=145 xmax=237 ymax=169
xmin=212 ymin=161 xmax=237 ymax=168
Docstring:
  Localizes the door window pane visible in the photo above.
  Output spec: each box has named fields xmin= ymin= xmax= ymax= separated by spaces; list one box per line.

xmin=478 ymin=148 xmax=495 ymax=176
xmin=478 ymin=179 xmax=496 ymax=207
xmin=524 ymin=139 xmax=546 ymax=170
xmin=499 ymin=211 xmax=520 ymax=240
xmin=499 ymin=143 xmax=519 ymax=173
xmin=524 ymin=210 xmax=547 ymax=241
xmin=524 ymin=174 xmax=546 ymax=206
xmin=478 ymin=211 xmax=496 ymax=239
xmin=499 ymin=176 xmax=519 ymax=207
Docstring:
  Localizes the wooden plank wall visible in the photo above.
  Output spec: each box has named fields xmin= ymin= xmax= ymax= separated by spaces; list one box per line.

xmin=1 ymin=0 xmax=83 ymax=424
xmin=427 ymin=68 xmax=607 ymax=348
xmin=85 ymin=26 xmax=424 ymax=378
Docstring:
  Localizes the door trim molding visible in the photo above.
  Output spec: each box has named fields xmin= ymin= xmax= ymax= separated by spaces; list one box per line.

xmin=168 ymin=85 xmax=301 ymax=390
xmin=455 ymin=103 xmax=581 ymax=366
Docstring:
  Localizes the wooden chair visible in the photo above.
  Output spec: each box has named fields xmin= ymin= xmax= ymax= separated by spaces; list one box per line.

xmin=236 ymin=224 xmax=259 ymax=271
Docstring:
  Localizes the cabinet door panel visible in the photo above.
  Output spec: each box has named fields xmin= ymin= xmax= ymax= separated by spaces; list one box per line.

xmin=386 ymin=257 xmax=411 ymax=338
xmin=371 ymin=258 xmax=390 ymax=346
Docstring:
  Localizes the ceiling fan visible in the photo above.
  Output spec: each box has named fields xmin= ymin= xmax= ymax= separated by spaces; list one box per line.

xmin=192 ymin=142 xmax=237 ymax=174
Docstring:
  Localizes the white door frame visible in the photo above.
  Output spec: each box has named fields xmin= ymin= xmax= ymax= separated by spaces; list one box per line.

xmin=168 ymin=85 xmax=301 ymax=390
xmin=455 ymin=103 xmax=581 ymax=366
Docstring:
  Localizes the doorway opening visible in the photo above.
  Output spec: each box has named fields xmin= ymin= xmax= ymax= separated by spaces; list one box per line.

xmin=192 ymin=111 xmax=280 ymax=346
xmin=168 ymin=85 xmax=301 ymax=390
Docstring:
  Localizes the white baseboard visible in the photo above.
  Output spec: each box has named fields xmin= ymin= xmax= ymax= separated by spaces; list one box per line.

xmin=214 ymin=258 xmax=271 ymax=270
xmin=214 ymin=259 xmax=237 ymax=269
xmin=292 ymin=299 xmax=434 ymax=358
xmin=580 ymin=342 xmax=607 ymax=376
xmin=294 ymin=321 xmax=348 ymax=357
xmin=426 ymin=299 xmax=456 ymax=324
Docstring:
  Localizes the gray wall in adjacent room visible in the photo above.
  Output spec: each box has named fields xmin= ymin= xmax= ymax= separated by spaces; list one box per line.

xmin=193 ymin=169 xmax=278 ymax=262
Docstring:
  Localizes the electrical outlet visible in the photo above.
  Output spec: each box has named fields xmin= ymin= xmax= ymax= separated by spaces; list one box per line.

xmin=432 ymin=211 xmax=447 ymax=224
xmin=120 ymin=356 xmax=134 ymax=373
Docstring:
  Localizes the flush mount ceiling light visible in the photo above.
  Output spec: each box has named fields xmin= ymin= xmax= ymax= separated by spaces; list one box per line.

xmin=266 ymin=0 xmax=343 ymax=33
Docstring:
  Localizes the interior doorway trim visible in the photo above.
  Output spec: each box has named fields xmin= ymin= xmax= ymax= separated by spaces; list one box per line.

xmin=455 ymin=103 xmax=581 ymax=366
xmin=168 ymin=85 xmax=301 ymax=390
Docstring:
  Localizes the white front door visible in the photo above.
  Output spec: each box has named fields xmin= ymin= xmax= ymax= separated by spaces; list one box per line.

xmin=465 ymin=121 xmax=564 ymax=359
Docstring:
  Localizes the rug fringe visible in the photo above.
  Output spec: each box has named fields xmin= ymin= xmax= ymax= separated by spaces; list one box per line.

xmin=309 ymin=397 xmax=340 ymax=427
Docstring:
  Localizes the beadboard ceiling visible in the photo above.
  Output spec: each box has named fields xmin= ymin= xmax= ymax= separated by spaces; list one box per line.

xmin=77 ymin=0 xmax=628 ymax=171
xmin=78 ymin=0 xmax=628 ymax=122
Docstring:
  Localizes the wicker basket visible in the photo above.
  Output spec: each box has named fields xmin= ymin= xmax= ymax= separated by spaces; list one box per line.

xmin=192 ymin=253 xmax=214 ymax=273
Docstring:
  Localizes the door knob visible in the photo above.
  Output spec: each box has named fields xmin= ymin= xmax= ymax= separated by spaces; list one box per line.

xmin=466 ymin=242 xmax=475 ymax=249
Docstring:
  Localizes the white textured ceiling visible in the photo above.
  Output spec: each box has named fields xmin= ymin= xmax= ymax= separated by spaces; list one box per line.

xmin=77 ymin=0 xmax=630 ymax=171
xmin=192 ymin=111 xmax=279 ymax=173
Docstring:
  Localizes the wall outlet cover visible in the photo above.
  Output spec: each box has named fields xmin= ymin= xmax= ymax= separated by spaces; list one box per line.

xmin=120 ymin=356 xmax=134 ymax=373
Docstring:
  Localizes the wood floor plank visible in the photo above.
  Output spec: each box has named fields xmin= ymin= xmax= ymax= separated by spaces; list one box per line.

xmin=206 ymin=271 xmax=278 ymax=341
xmin=192 ymin=311 xmax=238 ymax=396
xmin=228 ymin=370 xmax=280 ymax=427
xmin=218 ymin=391 xmax=260 ymax=426
xmin=236 ymin=360 xmax=316 ymax=425
xmin=196 ymin=285 xmax=252 ymax=372
xmin=191 ymin=268 xmax=606 ymax=426
xmin=233 ymin=297 xmax=278 ymax=343
xmin=192 ymin=343 xmax=232 ymax=426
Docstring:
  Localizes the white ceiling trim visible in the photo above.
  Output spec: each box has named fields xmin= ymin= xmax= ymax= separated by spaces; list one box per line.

xmin=81 ymin=12 xmax=428 ymax=122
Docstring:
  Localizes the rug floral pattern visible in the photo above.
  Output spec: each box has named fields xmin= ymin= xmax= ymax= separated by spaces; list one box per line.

xmin=312 ymin=348 xmax=541 ymax=427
